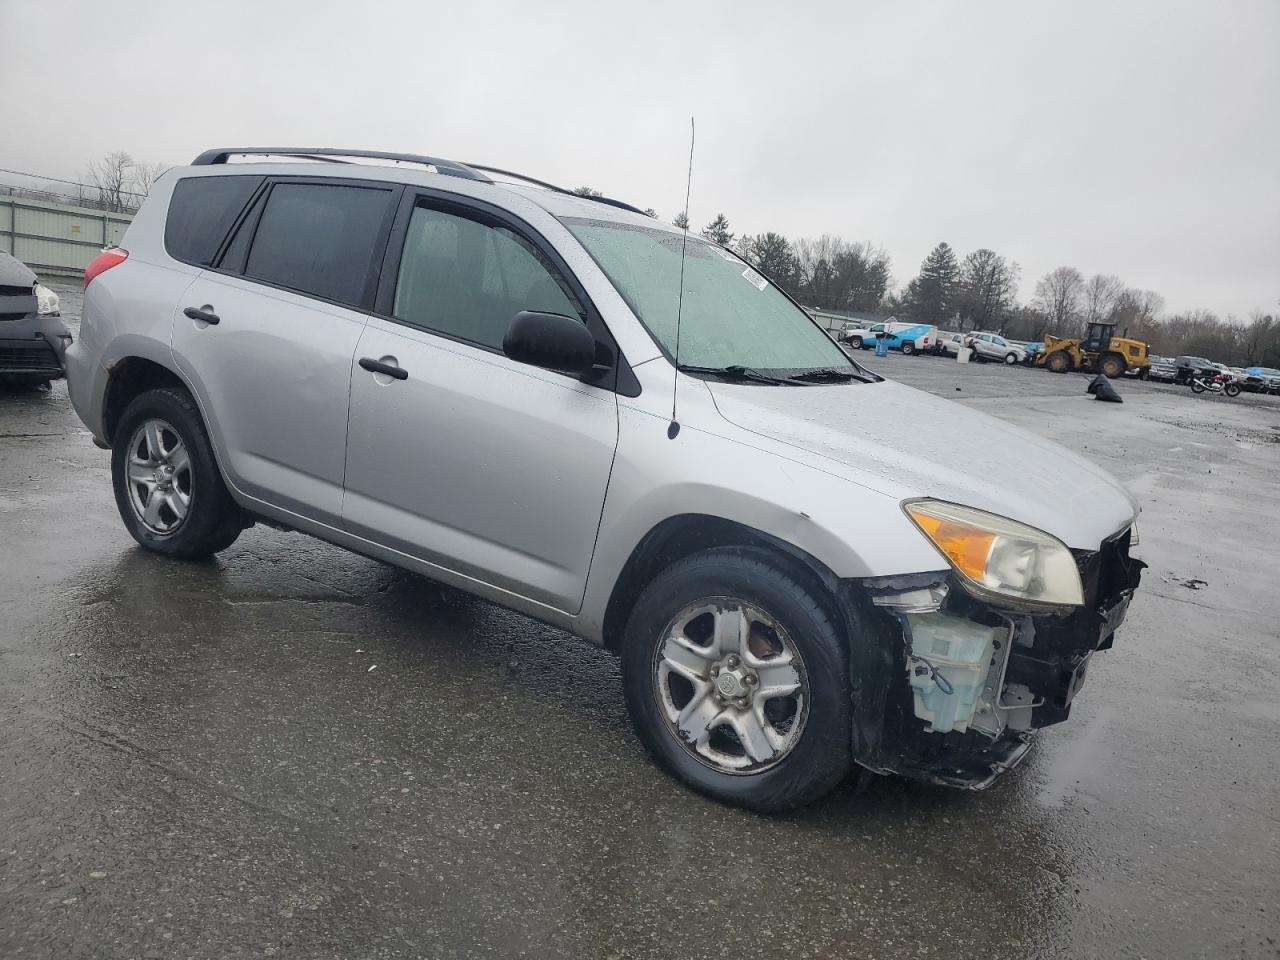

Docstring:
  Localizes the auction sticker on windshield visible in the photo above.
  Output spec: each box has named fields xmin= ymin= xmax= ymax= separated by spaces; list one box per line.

xmin=742 ymin=266 xmax=768 ymax=290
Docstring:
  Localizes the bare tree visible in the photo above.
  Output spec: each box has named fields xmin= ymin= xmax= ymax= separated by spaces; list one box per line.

xmin=1241 ymin=309 xmax=1277 ymax=364
xmin=84 ymin=151 xmax=135 ymax=212
xmin=132 ymin=161 xmax=168 ymax=197
xmin=1112 ymin=288 xmax=1165 ymax=342
xmin=1082 ymin=274 xmax=1125 ymax=326
xmin=1032 ymin=266 xmax=1084 ymax=335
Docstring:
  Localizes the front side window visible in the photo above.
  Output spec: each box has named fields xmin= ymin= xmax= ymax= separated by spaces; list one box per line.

xmin=562 ymin=218 xmax=851 ymax=373
xmin=393 ymin=205 xmax=584 ymax=351
xmin=243 ymin=183 xmax=392 ymax=308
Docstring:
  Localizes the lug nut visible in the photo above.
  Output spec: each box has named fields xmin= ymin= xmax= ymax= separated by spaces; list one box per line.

xmin=710 ymin=665 xmax=720 ymax=677
xmin=744 ymin=674 xmax=757 ymax=686
xmin=734 ymin=697 xmax=749 ymax=709
xmin=726 ymin=655 xmax=740 ymax=668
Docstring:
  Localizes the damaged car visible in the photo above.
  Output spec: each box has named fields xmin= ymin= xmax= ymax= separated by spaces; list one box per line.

xmin=0 ymin=252 xmax=71 ymax=386
xmin=65 ymin=147 xmax=1145 ymax=811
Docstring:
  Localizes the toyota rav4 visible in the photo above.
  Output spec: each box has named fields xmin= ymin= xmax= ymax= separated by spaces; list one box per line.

xmin=66 ymin=147 xmax=1144 ymax=810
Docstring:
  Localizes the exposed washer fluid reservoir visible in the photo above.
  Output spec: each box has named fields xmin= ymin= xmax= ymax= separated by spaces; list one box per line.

xmin=905 ymin=612 xmax=1001 ymax=734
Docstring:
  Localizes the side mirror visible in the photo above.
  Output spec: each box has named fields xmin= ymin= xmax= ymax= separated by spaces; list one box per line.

xmin=503 ymin=311 xmax=598 ymax=377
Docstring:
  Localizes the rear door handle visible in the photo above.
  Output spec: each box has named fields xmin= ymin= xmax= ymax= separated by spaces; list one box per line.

xmin=358 ymin=357 xmax=408 ymax=380
xmin=183 ymin=306 xmax=220 ymax=325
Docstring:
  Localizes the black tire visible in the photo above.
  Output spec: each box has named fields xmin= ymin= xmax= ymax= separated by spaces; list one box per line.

xmin=112 ymin=386 xmax=244 ymax=559
xmin=1046 ymin=352 xmax=1071 ymax=374
xmin=1224 ymin=382 xmax=1241 ymax=397
xmin=850 ymin=336 xmax=864 ymax=349
xmin=621 ymin=547 xmax=854 ymax=811
xmin=1004 ymin=352 xmax=1018 ymax=364
xmin=1099 ymin=354 xmax=1126 ymax=379
xmin=1191 ymin=380 xmax=1206 ymax=394
xmin=901 ymin=341 xmax=916 ymax=356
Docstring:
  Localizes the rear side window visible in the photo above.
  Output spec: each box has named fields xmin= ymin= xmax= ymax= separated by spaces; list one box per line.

xmin=243 ymin=183 xmax=392 ymax=308
xmin=165 ymin=175 xmax=264 ymax=266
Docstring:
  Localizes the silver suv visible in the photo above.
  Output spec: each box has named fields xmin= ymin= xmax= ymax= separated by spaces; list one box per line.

xmin=67 ymin=147 xmax=1144 ymax=810
xmin=966 ymin=332 xmax=1027 ymax=364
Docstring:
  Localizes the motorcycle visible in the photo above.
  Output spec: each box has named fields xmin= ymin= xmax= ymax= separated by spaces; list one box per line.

xmin=1189 ymin=372 xmax=1241 ymax=397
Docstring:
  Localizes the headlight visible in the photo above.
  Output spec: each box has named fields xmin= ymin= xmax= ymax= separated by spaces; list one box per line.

xmin=35 ymin=283 xmax=60 ymax=317
xmin=903 ymin=499 xmax=1084 ymax=609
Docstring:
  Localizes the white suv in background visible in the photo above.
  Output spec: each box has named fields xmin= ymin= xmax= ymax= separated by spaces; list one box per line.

xmin=66 ymin=147 xmax=1144 ymax=811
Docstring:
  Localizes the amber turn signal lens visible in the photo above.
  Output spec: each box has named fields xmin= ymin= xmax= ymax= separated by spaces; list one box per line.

xmin=909 ymin=513 xmax=995 ymax=582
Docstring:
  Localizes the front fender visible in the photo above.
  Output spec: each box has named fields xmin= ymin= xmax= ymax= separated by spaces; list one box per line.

xmin=577 ymin=402 xmax=945 ymax=640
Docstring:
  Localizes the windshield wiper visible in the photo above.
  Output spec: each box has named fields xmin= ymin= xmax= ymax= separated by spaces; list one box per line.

xmin=677 ymin=364 xmax=798 ymax=385
xmin=786 ymin=367 xmax=861 ymax=383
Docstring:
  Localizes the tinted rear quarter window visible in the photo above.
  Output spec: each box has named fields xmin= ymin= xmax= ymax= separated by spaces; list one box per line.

xmin=165 ymin=175 xmax=264 ymax=266
xmin=243 ymin=183 xmax=391 ymax=308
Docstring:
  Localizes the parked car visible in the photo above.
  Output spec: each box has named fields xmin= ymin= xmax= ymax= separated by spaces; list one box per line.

xmin=67 ymin=147 xmax=1144 ymax=811
xmin=842 ymin=320 xmax=937 ymax=355
xmin=1242 ymin=367 xmax=1280 ymax=394
xmin=1146 ymin=356 xmax=1178 ymax=382
xmin=965 ymin=332 xmax=1027 ymax=365
xmin=1173 ymin=355 xmax=1215 ymax=385
xmin=936 ymin=331 xmax=965 ymax=356
xmin=0 ymin=252 xmax=71 ymax=386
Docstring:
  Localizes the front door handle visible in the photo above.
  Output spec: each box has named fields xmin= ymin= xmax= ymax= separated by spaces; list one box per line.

xmin=183 ymin=306 xmax=220 ymax=325
xmin=358 ymin=357 xmax=408 ymax=380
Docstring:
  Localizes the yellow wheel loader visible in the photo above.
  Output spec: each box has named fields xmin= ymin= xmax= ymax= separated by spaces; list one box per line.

xmin=1036 ymin=321 xmax=1150 ymax=379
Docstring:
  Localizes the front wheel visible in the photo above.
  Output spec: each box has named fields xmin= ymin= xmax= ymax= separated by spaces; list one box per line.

xmin=1099 ymin=354 xmax=1126 ymax=378
xmin=1004 ymin=352 xmax=1018 ymax=364
xmin=621 ymin=548 xmax=854 ymax=811
xmin=850 ymin=336 xmax=864 ymax=349
xmin=112 ymin=387 xmax=244 ymax=558
xmin=1224 ymin=382 xmax=1241 ymax=397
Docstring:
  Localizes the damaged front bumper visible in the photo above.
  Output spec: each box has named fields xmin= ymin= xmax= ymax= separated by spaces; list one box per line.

xmin=841 ymin=526 xmax=1144 ymax=790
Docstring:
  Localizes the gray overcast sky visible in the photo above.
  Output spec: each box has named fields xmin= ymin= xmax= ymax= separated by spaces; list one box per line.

xmin=5 ymin=0 xmax=1277 ymax=317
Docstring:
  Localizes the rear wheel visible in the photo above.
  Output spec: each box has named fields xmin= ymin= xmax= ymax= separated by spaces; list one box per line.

xmin=1099 ymin=354 xmax=1126 ymax=379
xmin=1046 ymin=351 xmax=1072 ymax=374
xmin=1191 ymin=380 xmax=1206 ymax=394
xmin=621 ymin=548 xmax=854 ymax=811
xmin=901 ymin=341 xmax=916 ymax=356
xmin=112 ymin=387 xmax=244 ymax=558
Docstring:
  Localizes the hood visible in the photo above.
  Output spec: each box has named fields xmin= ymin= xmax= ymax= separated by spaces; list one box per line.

xmin=705 ymin=379 xmax=1137 ymax=551
xmin=0 ymin=252 xmax=37 ymax=289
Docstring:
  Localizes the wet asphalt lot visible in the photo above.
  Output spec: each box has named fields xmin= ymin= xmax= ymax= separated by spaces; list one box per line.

xmin=2 ymin=286 xmax=1278 ymax=959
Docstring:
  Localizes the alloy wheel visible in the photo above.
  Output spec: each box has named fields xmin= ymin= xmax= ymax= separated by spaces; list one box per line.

xmin=652 ymin=599 xmax=808 ymax=774
xmin=125 ymin=418 xmax=192 ymax=535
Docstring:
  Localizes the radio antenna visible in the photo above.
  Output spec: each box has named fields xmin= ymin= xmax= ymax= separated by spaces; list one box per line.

xmin=668 ymin=117 xmax=695 ymax=440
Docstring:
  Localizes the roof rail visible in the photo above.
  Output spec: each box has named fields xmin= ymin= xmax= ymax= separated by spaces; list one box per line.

xmin=465 ymin=163 xmax=650 ymax=217
xmin=190 ymin=148 xmax=492 ymax=183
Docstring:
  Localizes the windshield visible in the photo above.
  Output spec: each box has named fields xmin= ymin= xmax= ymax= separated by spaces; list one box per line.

xmin=563 ymin=217 xmax=854 ymax=373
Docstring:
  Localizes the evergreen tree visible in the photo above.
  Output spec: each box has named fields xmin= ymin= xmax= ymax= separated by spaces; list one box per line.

xmin=700 ymin=213 xmax=734 ymax=246
xmin=902 ymin=242 xmax=959 ymax=325
xmin=672 ymin=211 xmax=690 ymax=230
xmin=739 ymin=232 xmax=799 ymax=293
